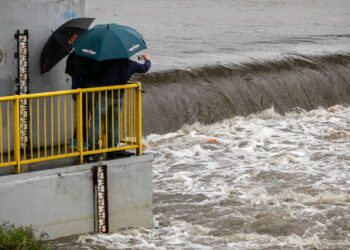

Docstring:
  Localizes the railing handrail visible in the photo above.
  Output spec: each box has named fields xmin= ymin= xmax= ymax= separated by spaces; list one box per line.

xmin=0 ymin=82 xmax=140 ymax=100
xmin=0 ymin=81 xmax=143 ymax=173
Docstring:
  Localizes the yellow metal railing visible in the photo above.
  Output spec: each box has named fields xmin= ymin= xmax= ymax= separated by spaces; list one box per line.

xmin=0 ymin=82 xmax=143 ymax=173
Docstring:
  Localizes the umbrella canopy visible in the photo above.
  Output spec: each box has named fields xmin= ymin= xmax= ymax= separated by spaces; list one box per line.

xmin=73 ymin=23 xmax=147 ymax=61
xmin=40 ymin=17 xmax=95 ymax=75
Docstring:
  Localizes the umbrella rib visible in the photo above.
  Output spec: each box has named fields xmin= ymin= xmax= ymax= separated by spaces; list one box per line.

xmin=117 ymin=28 xmax=147 ymax=56
xmin=82 ymin=28 xmax=104 ymax=60
xmin=112 ymin=30 xmax=129 ymax=59
xmin=114 ymin=28 xmax=144 ymax=58
xmin=99 ymin=30 xmax=109 ymax=61
xmin=100 ymin=29 xmax=128 ymax=60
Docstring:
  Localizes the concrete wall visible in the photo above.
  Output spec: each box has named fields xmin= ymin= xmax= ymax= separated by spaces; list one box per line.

xmin=0 ymin=0 xmax=86 ymax=150
xmin=0 ymin=154 xmax=153 ymax=239
xmin=0 ymin=0 xmax=85 ymax=95
xmin=109 ymin=161 xmax=153 ymax=230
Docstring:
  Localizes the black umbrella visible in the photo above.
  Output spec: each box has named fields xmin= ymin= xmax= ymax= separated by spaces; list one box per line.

xmin=40 ymin=17 xmax=95 ymax=75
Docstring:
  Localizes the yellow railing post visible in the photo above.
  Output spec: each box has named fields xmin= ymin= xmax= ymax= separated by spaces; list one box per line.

xmin=0 ymin=83 xmax=142 ymax=171
xmin=76 ymin=89 xmax=84 ymax=163
xmin=135 ymin=83 xmax=143 ymax=156
xmin=14 ymin=96 xmax=21 ymax=173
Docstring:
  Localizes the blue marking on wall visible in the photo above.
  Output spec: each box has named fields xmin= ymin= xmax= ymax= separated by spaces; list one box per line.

xmin=61 ymin=12 xmax=77 ymax=20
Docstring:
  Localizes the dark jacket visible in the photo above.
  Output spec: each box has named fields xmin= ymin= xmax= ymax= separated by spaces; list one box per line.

xmin=65 ymin=53 xmax=103 ymax=87
xmin=99 ymin=59 xmax=151 ymax=86
xmin=66 ymin=53 xmax=151 ymax=88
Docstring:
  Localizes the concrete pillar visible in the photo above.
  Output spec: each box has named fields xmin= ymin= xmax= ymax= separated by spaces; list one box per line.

xmin=0 ymin=0 xmax=85 ymax=96
xmin=0 ymin=0 xmax=85 ymax=151
xmin=0 ymin=154 xmax=153 ymax=239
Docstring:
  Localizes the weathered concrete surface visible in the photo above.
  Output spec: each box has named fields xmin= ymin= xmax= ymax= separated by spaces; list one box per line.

xmin=108 ymin=159 xmax=153 ymax=231
xmin=0 ymin=0 xmax=85 ymax=95
xmin=0 ymin=0 xmax=86 ymax=151
xmin=0 ymin=154 xmax=153 ymax=239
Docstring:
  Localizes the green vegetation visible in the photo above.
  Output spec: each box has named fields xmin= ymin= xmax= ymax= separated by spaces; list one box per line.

xmin=0 ymin=222 xmax=51 ymax=250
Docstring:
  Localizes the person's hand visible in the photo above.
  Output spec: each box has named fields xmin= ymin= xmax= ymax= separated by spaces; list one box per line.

xmin=143 ymin=53 xmax=150 ymax=60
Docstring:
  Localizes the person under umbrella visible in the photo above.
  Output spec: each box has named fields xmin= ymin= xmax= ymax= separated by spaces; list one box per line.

xmin=65 ymin=53 xmax=103 ymax=150
xmin=72 ymin=23 xmax=151 ymax=161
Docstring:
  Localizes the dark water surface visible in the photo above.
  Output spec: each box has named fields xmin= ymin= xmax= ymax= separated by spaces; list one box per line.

xmin=86 ymin=0 xmax=350 ymax=71
xmin=51 ymin=1 xmax=350 ymax=249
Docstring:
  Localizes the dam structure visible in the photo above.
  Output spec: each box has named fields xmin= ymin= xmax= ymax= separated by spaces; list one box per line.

xmin=0 ymin=0 xmax=153 ymax=240
xmin=139 ymin=54 xmax=350 ymax=135
xmin=1 ymin=0 xmax=350 ymax=243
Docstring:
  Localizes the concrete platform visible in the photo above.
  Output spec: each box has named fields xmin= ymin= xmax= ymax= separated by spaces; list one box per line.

xmin=0 ymin=154 xmax=153 ymax=239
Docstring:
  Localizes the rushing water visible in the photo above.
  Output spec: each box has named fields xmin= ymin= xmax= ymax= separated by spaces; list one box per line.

xmin=52 ymin=0 xmax=350 ymax=249
xmin=53 ymin=105 xmax=350 ymax=249
xmin=138 ymin=53 xmax=350 ymax=135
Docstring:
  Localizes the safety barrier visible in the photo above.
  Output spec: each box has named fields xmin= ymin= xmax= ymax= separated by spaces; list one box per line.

xmin=0 ymin=82 xmax=143 ymax=173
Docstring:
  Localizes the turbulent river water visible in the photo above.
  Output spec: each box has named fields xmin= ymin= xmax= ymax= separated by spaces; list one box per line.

xmin=53 ymin=105 xmax=350 ymax=249
xmin=53 ymin=0 xmax=350 ymax=249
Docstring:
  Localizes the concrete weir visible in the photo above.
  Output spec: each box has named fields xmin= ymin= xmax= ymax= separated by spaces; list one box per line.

xmin=0 ymin=155 xmax=153 ymax=239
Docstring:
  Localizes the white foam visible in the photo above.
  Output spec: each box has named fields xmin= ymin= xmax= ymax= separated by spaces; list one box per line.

xmin=78 ymin=105 xmax=350 ymax=249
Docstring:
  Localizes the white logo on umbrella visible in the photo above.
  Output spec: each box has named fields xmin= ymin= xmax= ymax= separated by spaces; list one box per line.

xmin=82 ymin=48 xmax=96 ymax=55
xmin=129 ymin=44 xmax=140 ymax=52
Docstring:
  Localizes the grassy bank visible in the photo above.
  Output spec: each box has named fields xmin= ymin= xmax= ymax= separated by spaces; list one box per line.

xmin=0 ymin=222 xmax=51 ymax=250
